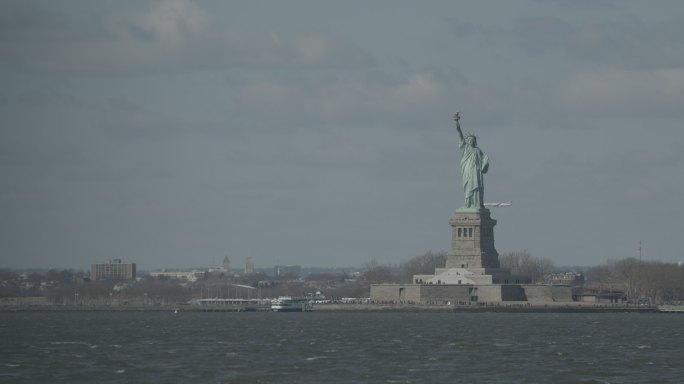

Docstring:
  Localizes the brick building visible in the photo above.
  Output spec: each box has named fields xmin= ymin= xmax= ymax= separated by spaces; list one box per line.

xmin=91 ymin=259 xmax=136 ymax=281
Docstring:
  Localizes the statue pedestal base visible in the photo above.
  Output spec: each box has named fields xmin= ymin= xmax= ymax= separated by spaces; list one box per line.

xmin=371 ymin=207 xmax=573 ymax=304
xmin=411 ymin=209 xmax=509 ymax=286
xmin=446 ymin=209 xmax=500 ymax=269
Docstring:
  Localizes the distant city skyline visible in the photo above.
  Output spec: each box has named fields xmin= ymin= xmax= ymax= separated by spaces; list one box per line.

xmin=2 ymin=1 xmax=683 ymax=270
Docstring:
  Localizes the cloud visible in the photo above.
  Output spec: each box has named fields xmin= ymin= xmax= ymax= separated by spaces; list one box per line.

xmin=490 ymin=65 xmax=684 ymax=127
xmin=0 ymin=142 xmax=87 ymax=168
xmin=0 ymin=0 xmax=373 ymax=75
xmin=512 ymin=15 xmax=684 ymax=69
xmin=440 ymin=11 xmax=684 ymax=129
xmin=85 ymin=68 xmax=456 ymax=142
xmin=446 ymin=10 xmax=684 ymax=70
xmin=228 ymin=70 xmax=454 ymax=132
xmin=533 ymin=0 xmax=620 ymax=10
xmin=557 ymin=68 xmax=684 ymax=119
xmin=445 ymin=17 xmax=484 ymax=38
xmin=105 ymin=0 xmax=210 ymax=43
xmin=0 ymin=0 xmax=105 ymax=43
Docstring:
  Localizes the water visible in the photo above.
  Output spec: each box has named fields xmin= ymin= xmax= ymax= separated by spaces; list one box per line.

xmin=1 ymin=311 xmax=682 ymax=383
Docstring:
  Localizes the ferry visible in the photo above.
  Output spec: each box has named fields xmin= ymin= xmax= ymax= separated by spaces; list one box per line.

xmin=197 ymin=298 xmax=271 ymax=312
xmin=270 ymin=296 xmax=313 ymax=312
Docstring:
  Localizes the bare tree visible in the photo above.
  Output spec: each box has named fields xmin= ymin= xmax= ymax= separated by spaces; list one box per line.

xmin=359 ymin=260 xmax=397 ymax=285
xmin=500 ymin=250 xmax=555 ymax=283
xmin=398 ymin=250 xmax=446 ymax=283
xmin=586 ymin=259 xmax=684 ymax=305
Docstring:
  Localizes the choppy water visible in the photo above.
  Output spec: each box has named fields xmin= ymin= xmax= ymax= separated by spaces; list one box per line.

xmin=1 ymin=311 xmax=682 ymax=383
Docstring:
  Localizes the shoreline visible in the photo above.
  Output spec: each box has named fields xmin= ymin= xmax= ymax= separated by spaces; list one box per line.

xmin=312 ymin=303 xmax=660 ymax=313
xmin=0 ymin=303 xmax=662 ymax=313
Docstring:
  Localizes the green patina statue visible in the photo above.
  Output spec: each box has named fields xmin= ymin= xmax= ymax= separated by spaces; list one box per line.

xmin=454 ymin=112 xmax=489 ymax=210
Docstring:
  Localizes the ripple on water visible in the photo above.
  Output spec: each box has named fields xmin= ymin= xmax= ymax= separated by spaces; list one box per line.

xmin=1 ymin=311 xmax=683 ymax=383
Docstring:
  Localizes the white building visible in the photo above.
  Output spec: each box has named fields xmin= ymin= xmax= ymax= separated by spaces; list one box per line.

xmin=149 ymin=271 xmax=202 ymax=283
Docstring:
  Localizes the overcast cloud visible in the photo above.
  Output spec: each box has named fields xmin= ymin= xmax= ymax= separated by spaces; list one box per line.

xmin=1 ymin=0 xmax=683 ymax=270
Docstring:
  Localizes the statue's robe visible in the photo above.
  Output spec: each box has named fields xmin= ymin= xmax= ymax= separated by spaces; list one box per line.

xmin=459 ymin=139 xmax=489 ymax=209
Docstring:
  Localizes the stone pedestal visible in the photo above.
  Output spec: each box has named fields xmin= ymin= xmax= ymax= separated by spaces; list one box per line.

xmin=446 ymin=208 xmax=500 ymax=269
xmin=410 ymin=208 xmax=510 ymax=287
xmin=372 ymin=206 xmax=573 ymax=304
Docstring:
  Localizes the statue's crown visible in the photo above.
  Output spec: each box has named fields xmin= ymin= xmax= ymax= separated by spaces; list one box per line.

xmin=465 ymin=132 xmax=476 ymax=139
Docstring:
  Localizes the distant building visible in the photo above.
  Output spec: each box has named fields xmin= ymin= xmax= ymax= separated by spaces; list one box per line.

xmin=274 ymin=265 xmax=301 ymax=278
xmin=545 ymin=272 xmax=585 ymax=286
xmin=149 ymin=271 xmax=202 ymax=283
xmin=244 ymin=257 xmax=255 ymax=275
xmin=573 ymin=287 xmax=626 ymax=304
xmin=223 ymin=255 xmax=231 ymax=271
xmin=91 ymin=259 xmax=136 ymax=281
xmin=206 ymin=266 xmax=229 ymax=276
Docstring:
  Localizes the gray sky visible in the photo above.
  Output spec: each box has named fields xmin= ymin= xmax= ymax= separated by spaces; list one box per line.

xmin=1 ymin=0 xmax=683 ymax=270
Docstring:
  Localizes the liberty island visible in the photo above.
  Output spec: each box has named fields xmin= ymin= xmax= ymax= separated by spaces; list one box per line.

xmin=371 ymin=113 xmax=571 ymax=304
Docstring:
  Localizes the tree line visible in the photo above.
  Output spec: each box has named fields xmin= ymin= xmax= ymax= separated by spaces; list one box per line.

xmin=586 ymin=258 xmax=684 ymax=305
xmin=360 ymin=249 xmax=556 ymax=285
xmin=3 ymin=254 xmax=682 ymax=305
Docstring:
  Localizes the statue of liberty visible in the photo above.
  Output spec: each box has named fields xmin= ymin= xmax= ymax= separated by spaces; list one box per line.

xmin=454 ymin=112 xmax=489 ymax=210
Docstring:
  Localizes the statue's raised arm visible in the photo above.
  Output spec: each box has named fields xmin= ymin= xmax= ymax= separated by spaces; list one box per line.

xmin=454 ymin=112 xmax=464 ymax=142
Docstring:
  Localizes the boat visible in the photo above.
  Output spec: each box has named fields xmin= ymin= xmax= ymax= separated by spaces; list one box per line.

xmin=270 ymin=296 xmax=313 ymax=312
xmin=197 ymin=298 xmax=271 ymax=312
